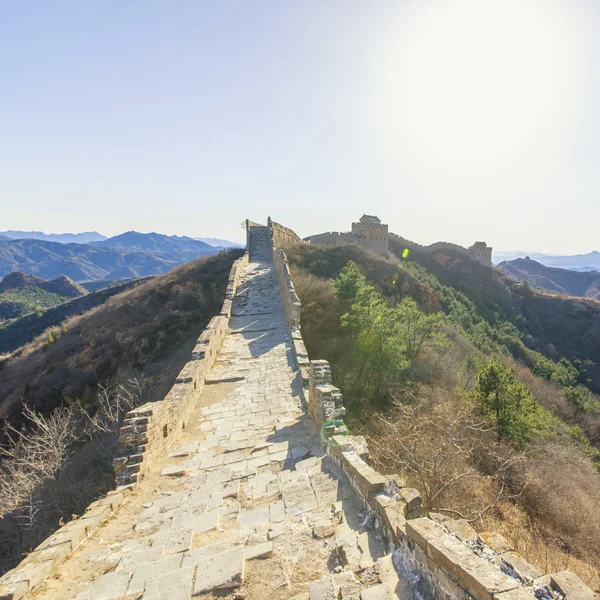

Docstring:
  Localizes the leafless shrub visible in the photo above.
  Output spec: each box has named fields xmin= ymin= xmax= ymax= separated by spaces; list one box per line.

xmin=0 ymin=380 xmax=143 ymax=573
xmin=366 ymin=394 xmax=524 ymax=522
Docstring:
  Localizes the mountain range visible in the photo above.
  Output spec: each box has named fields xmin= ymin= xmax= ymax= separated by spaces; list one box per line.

xmin=0 ymin=230 xmax=107 ymax=244
xmin=0 ymin=230 xmax=243 ymax=248
xmin=0 ymin=231 xmax=227 ymax=282
xmin=498 ymin=257 xmax=600 ymax=299
xmin=493 ymin=250 xmax=600 ymax=271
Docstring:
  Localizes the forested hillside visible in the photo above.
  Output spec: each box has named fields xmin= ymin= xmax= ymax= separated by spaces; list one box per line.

xmin=287 ymin=242 xmax=600 ymax=591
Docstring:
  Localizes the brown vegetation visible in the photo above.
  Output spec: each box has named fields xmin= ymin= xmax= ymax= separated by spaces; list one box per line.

xmin=289 ymin=242 xmax=600 ymax=591
xmin=0 ymin=249 xmax=243 ymax=432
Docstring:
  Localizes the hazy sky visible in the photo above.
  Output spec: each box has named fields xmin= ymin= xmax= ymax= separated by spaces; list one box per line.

xmin=1 ymin=0 xmax=599 ymax=252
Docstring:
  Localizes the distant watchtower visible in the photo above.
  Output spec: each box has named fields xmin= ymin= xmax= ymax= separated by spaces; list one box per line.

xmin=468 ymin=241 xmax=492 ymax=266
xmin=351 ymin=214 xmax=389 ymax=255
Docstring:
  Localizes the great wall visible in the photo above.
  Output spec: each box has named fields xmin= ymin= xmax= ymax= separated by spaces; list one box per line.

xmin=0 ymin=219 xmax=595 ymax=600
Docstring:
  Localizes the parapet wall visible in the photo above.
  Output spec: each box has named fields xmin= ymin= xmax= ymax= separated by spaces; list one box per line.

xmin=114 ymin=253 xmax=248 ymax=487
xmin=0 ymin=253 xmax=250 ymax=599
xmin=266 ymin=220 xmax=311 ymax=390
xmin=268 ymin=216 xmax=302 ymax=248
xmin=269 ymin=219 xmax=594 ymax=600
xmin=304 ymin=231 xmax=362 ymax=248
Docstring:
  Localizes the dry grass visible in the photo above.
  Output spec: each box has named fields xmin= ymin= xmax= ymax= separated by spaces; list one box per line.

xmin=0 ymin=249 xmax=243 ymax=432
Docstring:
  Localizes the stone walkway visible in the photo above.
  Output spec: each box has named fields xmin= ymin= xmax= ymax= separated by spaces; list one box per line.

xmin=30 ymin=250 xmax=412 ymax=600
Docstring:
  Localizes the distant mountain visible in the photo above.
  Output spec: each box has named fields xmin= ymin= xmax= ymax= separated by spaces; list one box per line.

xmin=0 ymin=272 xmax=87 ymax=297
xmin=0 ymin=230 xmax=107 ymax=244
xmin=0 ymin=234 xmax=220 ymax=283
xmin=0 ymin=272 xmax=87 ymax=321
xmin=498 ymin=257 xmax=600 ymax=299
xmin=493 ymin=249 xmax=600 ymax=270
xmin=195 ymin=237 xmax=243 ymax=248
xmin=94 ymin=231 xmax=214 ymax=255
xmin=0 ymin=235 xmax=8 ymax=241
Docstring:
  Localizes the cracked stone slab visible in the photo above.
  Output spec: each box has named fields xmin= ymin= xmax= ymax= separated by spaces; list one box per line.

xmin=74 ymin=571 xmax=131 ymax=600
xmin=193 ymin=547 xmax=245 ymax=594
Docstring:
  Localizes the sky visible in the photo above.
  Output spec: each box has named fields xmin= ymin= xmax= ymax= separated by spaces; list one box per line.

xmin=1 ymin=0 xmax=599 ymax=252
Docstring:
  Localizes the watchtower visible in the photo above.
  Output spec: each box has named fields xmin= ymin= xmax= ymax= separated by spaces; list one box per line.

xmin=351 ymin=214 xmax=388 ymax=255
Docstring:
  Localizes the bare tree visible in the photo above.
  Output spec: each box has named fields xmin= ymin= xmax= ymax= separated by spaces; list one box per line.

xmin=368 ymin=396 xmax=526 ymax=523
xmin=0 ymin=379 xmax=144 ymax=573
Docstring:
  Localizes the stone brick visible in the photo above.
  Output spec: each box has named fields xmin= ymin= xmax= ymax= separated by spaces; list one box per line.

xmin=453 ymin=555 xmax=520 ymax=600
xmin=360 ymin=584 xmax=390 ymax=600
xmin=0 ymin=581 xmax=28 ymax=600
xmin=405 ymin=518 xmax=439 ymax=552
xmin=309 ymin=575 xmax=338 ymax=600
xmin=550 ymin=570 xmax=597 ymax=600
xmin=246 ymin=541 xmax=273 ymax=559
xmin=193 ymin=547 xmax=245 ymax=594
xmin=500 ymin=551 xmax=542 ymax=583
xmin=479 ymin=531 xmax=512 ymax=554
xmin=74 ymin=570 xmax=131 ymax=600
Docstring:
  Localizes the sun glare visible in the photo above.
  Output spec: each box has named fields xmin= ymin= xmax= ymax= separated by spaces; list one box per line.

xmin=381 ymin=0 xmax=581 ymax=181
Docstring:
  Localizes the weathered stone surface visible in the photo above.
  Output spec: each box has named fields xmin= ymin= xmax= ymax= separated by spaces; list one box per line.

xmin=150 ymin=527 xmax=193 ymax=554
xmin=74 ymin=571 xmax=131 ymax=600
xmin=0 ymin=581 xmax=28 ymax=600
xmin=127 ymin=554 xmax=183 ymax=596
xmin=141 ymin=566 xmax=194 ymax=600
xmin=550 ymin=570 xmax=597 ymax=600
xmin=160 ymin=465 xmax=187 ymax=477
xmin=500 ymin=551 xmax=542 ymax=583
xmin=479 ymin=531 xmax=512 ymax=554
xmin=193 ymin=547 xmax=245 ymax=594
xmin=309 ymin=575 xmax=338 ymax=600
xmin=453 ymin=555 xmax=520 ymax=600
xmin=405 ymin=518 xmax=439 ymax=552
xmin=494 ymin=588 xmax=537 ymax=600
xmin=399 ymin=488 xmax=422 ymax=513
xmin=246 ymin=541 xmax=273 ymax=559
xmin=237 ymin=506 xmax=270 ymax=529
xmin=360 ymin=583 xmax=390 ymax=600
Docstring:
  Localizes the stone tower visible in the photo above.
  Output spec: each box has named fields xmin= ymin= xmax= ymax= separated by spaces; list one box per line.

xmin=351 ymin=214 xmax=389 ymax=255
xmin=468 ymin=241 xmax=492 ymax=266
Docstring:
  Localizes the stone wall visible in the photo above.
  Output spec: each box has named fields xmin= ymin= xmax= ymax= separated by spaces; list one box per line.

xmin=268 ymin=217 xmax=302 ymax=249
xmin=390 ymin=233 xmax=494 ymax=267
xmin=0 ymin=253 xmax=250 ymax=600
xmin=304 ymin=231 xmax=362 ymax=248
xmin=114 ymin=253 xmax=248 ymax=487
xmin=266 ymin=220 xmax=311 ymax=391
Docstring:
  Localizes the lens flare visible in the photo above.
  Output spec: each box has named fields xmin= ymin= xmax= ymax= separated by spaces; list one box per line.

xmin=320 ymin=419 xmax=349 ymax=446
xmin=402 ymin=248 xmax=410 ymax=259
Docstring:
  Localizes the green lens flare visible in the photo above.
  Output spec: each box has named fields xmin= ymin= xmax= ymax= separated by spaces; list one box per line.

xmin=320 ymin=419 xmax=349 ymax=446
xmin=402 ymin=248 xmax=410 ymax=259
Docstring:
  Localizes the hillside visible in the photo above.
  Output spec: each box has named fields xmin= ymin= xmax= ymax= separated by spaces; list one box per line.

xmin=498 ymin=257 xmax=600 ymax=299
xmin=0 ymin=277 xmax=150 ymax=354
xmin=0 ymin=272 xmax=88 ymax=321
xmin=0 ymin=248 xmax=243 ymax=431
xmin=286 ymin=241 xmax=600 ymax=589
xmin=0 ymin=235 xmax=220 ymax=282
xmin=0 ymin=271 xmax=87 ymax=297
xmin=0 ymin=230 xmax=107 ymax=244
